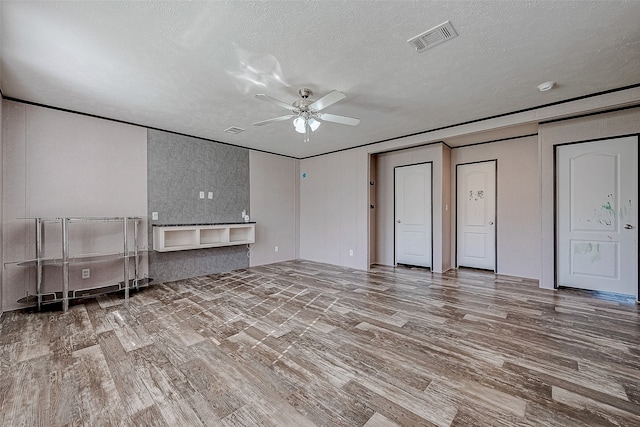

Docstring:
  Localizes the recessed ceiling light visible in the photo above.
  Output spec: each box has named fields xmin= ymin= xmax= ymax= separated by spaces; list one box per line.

xmin=537 ymin=81 xmax=555 ymax=92
xmin=224 ymin=126 xmax=245 ymax=134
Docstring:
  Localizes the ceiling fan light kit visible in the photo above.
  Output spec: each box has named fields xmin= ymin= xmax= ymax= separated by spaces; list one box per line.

xmin=253 ymin=87 xmax=360 ymax=142
xmin=294 ymin=116 xmax=320 ymax=133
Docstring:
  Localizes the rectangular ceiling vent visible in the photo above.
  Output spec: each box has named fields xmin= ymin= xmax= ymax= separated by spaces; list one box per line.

xmin=408 ymin=21 xmax=458 ymax=53
xmin=224 ymin=126 xmax=245 ymax=134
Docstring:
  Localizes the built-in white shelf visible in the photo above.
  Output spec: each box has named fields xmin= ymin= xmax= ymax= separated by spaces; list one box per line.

xmin=153 ymin=223 xmax=255 ymax=252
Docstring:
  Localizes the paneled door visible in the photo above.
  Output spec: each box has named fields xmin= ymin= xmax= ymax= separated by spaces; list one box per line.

xmin=557 ymin=136 xmax=638 ymax=296
xmin=395 ymin=163 xmax=432 ymax=268
xmin=456 ymin=161 xmax=496 ymax=271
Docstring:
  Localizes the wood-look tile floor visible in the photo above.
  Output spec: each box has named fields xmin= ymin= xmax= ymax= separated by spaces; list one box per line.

xmin=1 ymin=260 xmax=639 ymax=426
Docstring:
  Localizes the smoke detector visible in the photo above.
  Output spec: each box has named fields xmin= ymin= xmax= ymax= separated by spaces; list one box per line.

xmin=408 ymin=21 xmax=458 ymax=53
xmin=537 ymin=81 xmax=556 ymax=92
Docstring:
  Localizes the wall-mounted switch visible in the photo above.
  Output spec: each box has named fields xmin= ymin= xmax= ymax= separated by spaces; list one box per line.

xmin=82 ymin=269 xmax=90 ymax=279
xmin=199 ymin=191 xmax=205 ymax=199
xmin=275 ymin=245 xmax=279 ymax=253
xmin=208 ymin=191 xmax=213 ymax=199
xmin=152 ymin=212 xmax=158 ymax=220
xmin=349 ymin=250 xmax=354 ymax=256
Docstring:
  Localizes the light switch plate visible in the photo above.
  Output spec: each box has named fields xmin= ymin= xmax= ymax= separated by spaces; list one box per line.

xmin=152 ymin=212 xmax=158 ymax=220
xmin=208 ymin=191 xmax=213 ymax=199
xmin=199 ymin=191 xmax=205 ymax=199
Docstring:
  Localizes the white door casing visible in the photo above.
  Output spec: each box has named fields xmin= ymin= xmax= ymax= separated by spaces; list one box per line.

xmin=395 ymin=163 xmax=432 ymax=267
xmin=456 ymin=161 xmax=496 ymax=271
xmin=557 ymin=136 xmax=638 ymax=296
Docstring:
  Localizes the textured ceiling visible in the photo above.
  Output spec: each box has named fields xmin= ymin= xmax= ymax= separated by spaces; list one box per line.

xmin=1 ymin=1 xmax=639 ymax=158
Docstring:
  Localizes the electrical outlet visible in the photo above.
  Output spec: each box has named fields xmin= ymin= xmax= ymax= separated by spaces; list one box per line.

xmin=274 ymin=245 xmax=279 ymax=253
xmin=81 ymin=268 xmax=90 ymax=279
xmin=349 ymin=250 xmax=354 ymax=256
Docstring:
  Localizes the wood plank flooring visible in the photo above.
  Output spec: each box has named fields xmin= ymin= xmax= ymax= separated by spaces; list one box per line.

xmin=1 ymin=260 xmax=639 ymax=426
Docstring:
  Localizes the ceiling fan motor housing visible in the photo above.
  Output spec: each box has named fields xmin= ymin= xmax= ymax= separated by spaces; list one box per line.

xmin=293 ymin=99 xmax=313 ymax=111
xmin=252 ymin=87 xmax=359 ymax=135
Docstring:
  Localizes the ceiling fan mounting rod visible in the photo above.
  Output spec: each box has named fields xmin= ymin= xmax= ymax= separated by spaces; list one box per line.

xmin=298 ymin=88 xmax=313 ymax=99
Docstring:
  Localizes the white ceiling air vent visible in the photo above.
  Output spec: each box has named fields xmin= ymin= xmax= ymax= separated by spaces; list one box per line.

xmin=224 ymin=126 xmax=245 ymax=134
xmin=408 ymin=21 xmax=458 ymax=53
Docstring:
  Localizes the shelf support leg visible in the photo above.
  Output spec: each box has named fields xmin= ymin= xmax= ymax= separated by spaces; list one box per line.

xmin=36 ymin=218 xmax=44 ymax=311
xmin=133 ymin=218 xmax=139 ymax=290
xmin=62 ymin=218 xmax=69 ymax=313
xmin=123 ymin=217 xmax=130 ymax=302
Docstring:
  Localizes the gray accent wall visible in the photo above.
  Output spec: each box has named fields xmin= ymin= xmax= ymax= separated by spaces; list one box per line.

xmin=147 ymin=129 xmax=250 ymax=283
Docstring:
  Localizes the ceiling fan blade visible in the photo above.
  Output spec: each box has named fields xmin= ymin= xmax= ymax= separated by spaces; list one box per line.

xmin=318 ymin=113 xmax=360 ymax=126
xmin=308 ymin=90 xmax=346 ymax=111
xmin=252 ymin=115 xmax=295 ymax=126
xmin=255 ymin=94 xmax=295 ymax=111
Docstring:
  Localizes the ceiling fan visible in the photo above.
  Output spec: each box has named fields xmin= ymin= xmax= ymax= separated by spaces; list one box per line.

xmin=253 ymin=88 xmax=360 ymax=142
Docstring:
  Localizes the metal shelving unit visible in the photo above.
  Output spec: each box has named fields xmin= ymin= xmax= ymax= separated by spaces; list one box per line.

xmin=7 ymin=216 xmax=151 ymax=313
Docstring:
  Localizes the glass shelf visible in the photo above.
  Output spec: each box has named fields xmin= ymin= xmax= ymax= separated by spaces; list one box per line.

xmin=9 ymin=216 xmax=150 ymax=313
xmin=16 ymin=277 xmax=154 ymax=305
xmin=10 ymin=250 xmax=151 ymax=267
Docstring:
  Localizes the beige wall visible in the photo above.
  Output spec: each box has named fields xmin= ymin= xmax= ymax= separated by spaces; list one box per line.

xmin=368 ymin=154 xmax=377 ymax=266
xmin=451 ymin=136 xmax=540 ymax=279
xmin=2 ymin=101 xmax=148 ymax=310
xmin=374 ymin=143 xmax=450 ymax=272
xmin=538 ymin=107 xmax=640 ymax=289
xmin=1 ymin=102 xmax=301 ymax=311
xmin=299 ymin=149 xmax=369 ymax=269
xmin=303 ymin=135 xmax=540 ymax=279
xmin=0 ymin=94 xmax=3 ymax=314
xmin=441 ymin=145 xmax=452 ymax=272
xmin=0 ymin=92 xmax=637 ymax=310
xmin=296 ymin=92 xmax=639 ymax=288
xmin=249 ymin=151 xmax=299 ymax=266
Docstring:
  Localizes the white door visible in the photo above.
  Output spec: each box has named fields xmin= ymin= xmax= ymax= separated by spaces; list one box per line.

xmin=557 ymin=136 xmax=638 ymax=296
xmin=457 ymin=161 xmax=496 ymax=270
xmin=395 ymin=163 xmax=432 ymax=267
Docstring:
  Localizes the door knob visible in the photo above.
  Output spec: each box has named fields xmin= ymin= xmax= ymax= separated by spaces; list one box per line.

xmin=397 ymin=220 xmax=401 ymax=223
xmin=624 ymin=224 xmax=633 ymax=229
xmin=489 ymin=221 xmax=494 ymax=225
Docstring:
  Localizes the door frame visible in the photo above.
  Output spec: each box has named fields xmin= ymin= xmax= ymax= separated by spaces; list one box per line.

xmin=455 ymin=159 xmax=498 ymax=272
xmin=393 ymin=161 xmax=433 ymax=268
xmin=553 ymin=134 xmax=639 ymax=296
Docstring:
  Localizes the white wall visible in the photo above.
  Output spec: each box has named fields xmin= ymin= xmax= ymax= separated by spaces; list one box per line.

xmin=451 ymin=136 xmax=540 ymax=279
xmin=374 ymin=143 xmax=450 ymax=272
xmin=249 ymin=151 xmax=299 ymax=266
xmin=538 ymin=108 xmax=640 ymax=289
xmin=299 ymin=149 xmax=369 ymax=269
xmin=2 ymin=101 xmax=148 ymax=311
